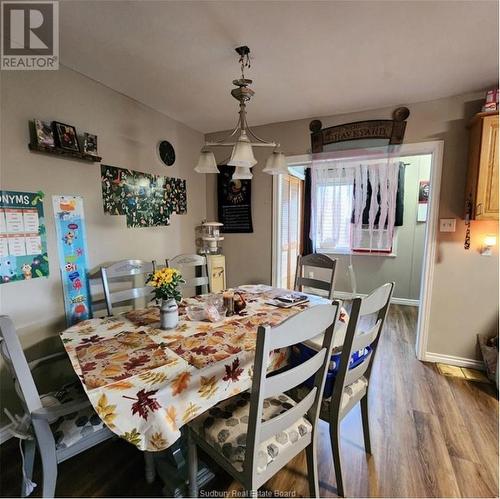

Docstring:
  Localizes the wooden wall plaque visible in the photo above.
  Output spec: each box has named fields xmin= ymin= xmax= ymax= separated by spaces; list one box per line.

xmin=309 ymin=107 xmax=410 ymax=153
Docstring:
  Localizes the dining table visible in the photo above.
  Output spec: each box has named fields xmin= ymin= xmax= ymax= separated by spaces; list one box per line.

xmin=59 ymin=285 xmax=348 ymax=494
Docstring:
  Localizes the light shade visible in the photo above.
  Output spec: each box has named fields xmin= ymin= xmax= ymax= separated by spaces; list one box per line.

xmin=194 ymin=150 xmax=219 ymax=173
xmin=232 ymin=166 xmax=253 ymax=180
xmin=227 ymin=132 xmax=257 ymax=168
xmin=262 ymin=151 xmax=289 ymax=175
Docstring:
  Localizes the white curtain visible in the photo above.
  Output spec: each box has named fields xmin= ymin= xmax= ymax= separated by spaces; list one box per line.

xmin=311 ymin=162 xmax=355 ymax=252
xmin=311 ymin=158 xmax=400 ymax=252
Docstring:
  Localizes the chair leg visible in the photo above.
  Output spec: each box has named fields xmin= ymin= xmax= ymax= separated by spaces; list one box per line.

xmin=33 ymin=421 xmax=57 ymax=498
xmin=305 ymin=439 xmax=320 ymax=497
xmin=38 ymin=443 xmax=57 ymax=498
xmin=360 ymin=395 xmax=372 ymax=455
xmin=187 ymin=430 xmax=198 ymax=498
xmin=144 ymin=451 xmax=156 ymax=484
xmin=330 ymin=419 xmax=345 ymax=497
xmin=21 ymin=439 xmax=36 ymax=497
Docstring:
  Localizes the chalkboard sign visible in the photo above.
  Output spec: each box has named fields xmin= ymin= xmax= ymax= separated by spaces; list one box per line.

xmin=217 ymin=165 xmax=253 ymax=233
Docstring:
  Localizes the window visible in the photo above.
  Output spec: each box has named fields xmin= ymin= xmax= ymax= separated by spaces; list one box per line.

xmin=315 ymin=182 xmax=353 ymax=253
xmin=311 ymin=162 xmax=399 ymax=255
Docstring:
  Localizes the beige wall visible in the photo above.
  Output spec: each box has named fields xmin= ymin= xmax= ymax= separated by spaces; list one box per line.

xmin=206 ymin=91 xmax=499 ymax=361
xmin=0 ymin=67 xmax=206 ymax=423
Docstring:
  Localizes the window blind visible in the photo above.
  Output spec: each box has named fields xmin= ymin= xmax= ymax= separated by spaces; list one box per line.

xmin=280 ymin=175 xmax=303 ymax=288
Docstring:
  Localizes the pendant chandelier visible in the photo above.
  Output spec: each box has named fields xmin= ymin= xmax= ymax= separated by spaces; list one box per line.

xmin=194 ymin=46 xmax=288 ymax=179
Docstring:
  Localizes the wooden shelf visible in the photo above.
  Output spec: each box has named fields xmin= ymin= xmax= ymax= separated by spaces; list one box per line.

xmin=28 ymin=143 xmax=102 ymax=163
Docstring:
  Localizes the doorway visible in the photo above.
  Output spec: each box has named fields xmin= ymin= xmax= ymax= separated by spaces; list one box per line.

xmin=272 ymin=142 xmax=444 ymax=361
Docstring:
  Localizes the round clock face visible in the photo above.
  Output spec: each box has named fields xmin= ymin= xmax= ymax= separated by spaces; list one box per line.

xmin=158 ymin=140 xmax=175 ymax=166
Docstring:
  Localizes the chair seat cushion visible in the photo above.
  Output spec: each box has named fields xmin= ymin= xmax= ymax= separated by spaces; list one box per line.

xmin=190 ymin=391 xmax=312 ymax=474
xmin=41 ymin=382 xmax=107 ymax=450
xmin=340 ymin=376 xmax=368 ymax=409
xmin=293 ymin=376 xmax=368 ymax=421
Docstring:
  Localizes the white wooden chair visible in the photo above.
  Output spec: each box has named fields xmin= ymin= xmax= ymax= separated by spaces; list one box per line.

xmin=0 ymin=316 xmax=114 ymax=498
xmin=100 ymin=259 xmax=156 ymax=316
xmin=297 ymin=282 xmax=394 ymax=496
xmin=167 ymin=254 xmax=210 ymax=297
xmin=187 ymin=302 xmax=340 ymax=498
xmin=294 ymin=253 xmax=337 ymax=300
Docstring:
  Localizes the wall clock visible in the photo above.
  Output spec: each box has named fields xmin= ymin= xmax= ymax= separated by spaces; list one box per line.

xmin=158 ymin=140 xmax=176 ymax=166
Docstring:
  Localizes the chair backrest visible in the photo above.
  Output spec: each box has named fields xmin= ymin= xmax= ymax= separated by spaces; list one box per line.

xmin=0 ymin=316 xmax=42 ymax=415
xmin=101 ymin=259 xmax=156 ymax=316
xmin=331 ymin=282 xmax=394 ymax=418
xmin=167 ymin=254 xmax=209 ymax=296
xmin=294 ymin=253 xmax=337 ymax=300
xmin=245 ymin=302 xmax=340 ymax=480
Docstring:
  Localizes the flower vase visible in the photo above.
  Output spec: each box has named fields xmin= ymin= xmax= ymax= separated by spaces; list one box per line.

xmin=160 ymin=298 xmax=179 ymax=330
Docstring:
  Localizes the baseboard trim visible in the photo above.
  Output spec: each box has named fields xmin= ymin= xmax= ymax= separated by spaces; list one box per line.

xmin=391 ymin=297 xmax=420 ymax=307
xmin=0 ymin=423 xmax=13 ymax=445
xmin=423 ymin=351 xmax=484 ymax=370
xmin=334 ymin=291 xmax=419 ymax=307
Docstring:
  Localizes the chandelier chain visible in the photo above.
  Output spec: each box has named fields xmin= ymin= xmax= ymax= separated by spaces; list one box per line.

xmin=239 ymin=51 xmax=251 ymax=79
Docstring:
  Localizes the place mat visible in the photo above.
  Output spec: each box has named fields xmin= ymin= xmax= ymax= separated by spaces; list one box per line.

xmin=124 ymin=307 xmax=160 ymax=326
xmin=76 ymin=330 xmax=179 ymax=389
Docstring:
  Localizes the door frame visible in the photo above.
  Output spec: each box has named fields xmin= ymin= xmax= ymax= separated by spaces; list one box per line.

xmin=271 ymin=141 xmax=444 ymax=361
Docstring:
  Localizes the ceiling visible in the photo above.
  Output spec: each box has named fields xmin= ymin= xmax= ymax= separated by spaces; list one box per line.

xmin=60 ymin=1 xmax=499 ymax=133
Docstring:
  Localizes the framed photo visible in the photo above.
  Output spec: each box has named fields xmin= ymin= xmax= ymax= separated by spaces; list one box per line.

xmin=34 ymin=119 xmax=55 ymax=147
xmin=53 ymin=122 xmax=80 ymax=152
xmin=83 ymin=132 xmax=98 ymax=156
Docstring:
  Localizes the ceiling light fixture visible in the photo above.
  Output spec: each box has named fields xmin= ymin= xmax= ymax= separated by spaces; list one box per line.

xmin=194 ymin=46 xmax=288 ymax=179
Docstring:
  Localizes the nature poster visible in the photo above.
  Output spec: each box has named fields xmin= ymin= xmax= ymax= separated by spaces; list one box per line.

xmin=101 ymin=165 xmax=187 ymax=228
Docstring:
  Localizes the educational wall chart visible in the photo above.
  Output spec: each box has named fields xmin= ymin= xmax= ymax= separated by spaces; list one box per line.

xmin=53 ymin=195 xmax=92 ymax=326
xmin=0 ymin=190 xmax=49 ymax=283
xmin=101 ymin=165 xmax=187 ymax=228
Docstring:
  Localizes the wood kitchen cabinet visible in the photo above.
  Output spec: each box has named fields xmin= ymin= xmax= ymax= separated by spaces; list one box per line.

xmin=466 ymin=112 xmax=499 ymax=220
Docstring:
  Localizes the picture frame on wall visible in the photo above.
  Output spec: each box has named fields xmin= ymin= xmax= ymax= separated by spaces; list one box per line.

xmin=34 ymin=119 xmax=55 ymax=147
xmin=53 ymin=121 xmax=80 ymax=152
xmin=83 ymin=132 xmax=98 ymax=156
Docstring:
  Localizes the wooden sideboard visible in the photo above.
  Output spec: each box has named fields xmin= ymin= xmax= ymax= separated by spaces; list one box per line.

xmin=465 ymin=111 xmax=499 ymax=220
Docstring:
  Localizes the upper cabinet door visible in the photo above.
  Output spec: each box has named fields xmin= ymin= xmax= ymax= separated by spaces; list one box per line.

xmin=476 ymin=115 xmax=499 ymax=220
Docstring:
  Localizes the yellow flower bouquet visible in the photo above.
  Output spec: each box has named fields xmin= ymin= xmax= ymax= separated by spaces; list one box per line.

xmin=147 ymin=267 xmax=185 ymax=302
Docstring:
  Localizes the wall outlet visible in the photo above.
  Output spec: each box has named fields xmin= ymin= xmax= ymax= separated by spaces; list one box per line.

xmin=439 ymin=218 xmax=456 ymax=232
xmin=308 ymin=271 xmax=314 ymax=278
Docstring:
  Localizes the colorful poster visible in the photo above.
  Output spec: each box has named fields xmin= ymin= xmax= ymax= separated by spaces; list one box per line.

xmin=52 ymin=195 xmax=92 ymax=326
xmin=0 ymin=190 xmax=49 ymax=283
xmin=100 ymin=165 xmax=187 ymax=228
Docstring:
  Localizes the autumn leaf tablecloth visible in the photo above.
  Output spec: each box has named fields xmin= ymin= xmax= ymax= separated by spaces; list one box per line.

xmin=60 ymin=288 xmax=347 ymax=451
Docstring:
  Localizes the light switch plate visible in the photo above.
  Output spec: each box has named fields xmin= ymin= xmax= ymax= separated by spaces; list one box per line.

xmin=439 ymin=218 xmax=456 ymax=232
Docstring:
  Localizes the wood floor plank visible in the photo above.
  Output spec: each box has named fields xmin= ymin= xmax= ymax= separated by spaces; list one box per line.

xmin=422 ymin=363 xmax=483 ymax=465
xmin=412 ymin=409 xmax=461 ymax=497
xmin=445 ymin=376 xmax=499 ymax=492
xmin=450 ymin=456 xmax=497 ymax=498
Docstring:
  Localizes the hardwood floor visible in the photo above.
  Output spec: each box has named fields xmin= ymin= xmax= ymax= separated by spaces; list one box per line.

xmin=1 ymin=305 xmax=498 ymax=498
